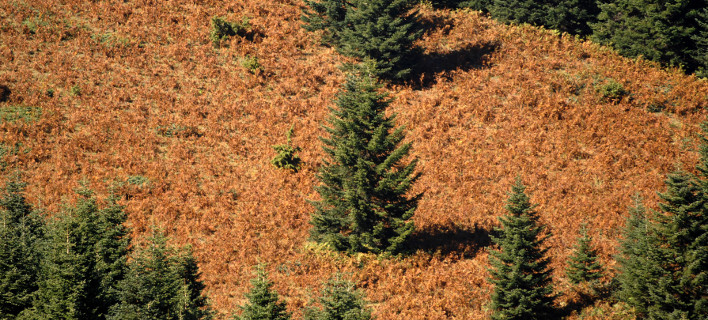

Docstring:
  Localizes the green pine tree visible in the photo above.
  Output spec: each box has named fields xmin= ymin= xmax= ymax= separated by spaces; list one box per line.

xmin=311 ymin=73 xmax=420 ymax=254
xmin=548 ymin=0 xmax=599 ymax=36
xmin=233 ymin=265 xmax=290 ymax=320
xmin=0 ymin=175 xmax=45 ymax=318
xmin=565 ymin=224 xmax=603 ymax=285
xmin=304 ymin=274 xmax=372 ymax=320
xmin=645 ymin=171 xmax=706 ymax=319
xmin=488 ymin=178 xmax=554 ymax=320
xmin=109 ymin=230 xmax=212 ymax=320
xmin=33 ymin=187 xmax=130 ymax=320
xmin=617 ymin=121 xmax=708 ymax=319
xmin=489 ymin=0 xmax=553 ymax=27
xmin=591 ymin=0 xmax=705 ymax=74
xmin=693 ymin=8 xmax=708 ymax=77
xmin=338 ymin=0 xmax=423 ymax=80
xmin=615 ymin=196 xmax=655 ymax=316
xmin=302 ymin=0 xmax=350 ymax=46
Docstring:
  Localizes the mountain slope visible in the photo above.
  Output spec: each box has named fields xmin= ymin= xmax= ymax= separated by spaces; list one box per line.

xmin=0 ymin=1 xmax=706 ymax=319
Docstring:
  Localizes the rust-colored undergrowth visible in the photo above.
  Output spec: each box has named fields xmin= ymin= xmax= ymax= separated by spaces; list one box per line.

xmin=0 ymin=1 xmax=705 ymax=319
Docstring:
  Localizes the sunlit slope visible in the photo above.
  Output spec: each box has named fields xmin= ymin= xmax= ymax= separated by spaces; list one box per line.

xmin=0 ymin=0 xmax=705 ymax=318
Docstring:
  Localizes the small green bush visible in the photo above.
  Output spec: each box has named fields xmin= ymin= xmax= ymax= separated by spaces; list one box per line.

xmin=70 ymin=85 xmax=82 ymax=97
xmin=241 ymin=55 xmax=263 ymax=73
xmin=597 ymin=80 xmax=628 ymax=103
xmin=271 ymin=125 xmax=301 ymax=172
xmin=209 ymin=16 xmax=251 ymax=47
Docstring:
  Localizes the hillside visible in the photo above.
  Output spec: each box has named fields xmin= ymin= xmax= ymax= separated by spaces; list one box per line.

xmin=0 ymin=0 xmax=706 ymax=319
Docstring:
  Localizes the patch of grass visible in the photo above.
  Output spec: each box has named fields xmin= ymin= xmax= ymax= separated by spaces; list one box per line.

xmin=126 ymin=175 xmax=149 ymax=186
xmin=92 ymin=32 xmax=133 ymax=48
xmin=0 ymin=105 xmax=42 ymax=124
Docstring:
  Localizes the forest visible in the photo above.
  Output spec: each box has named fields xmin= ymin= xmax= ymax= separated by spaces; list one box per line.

xmin=0 ymin=0 xmax=706 ymax=319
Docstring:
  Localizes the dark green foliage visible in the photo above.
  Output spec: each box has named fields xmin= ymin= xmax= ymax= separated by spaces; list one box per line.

xmin=271 ymin=125 xmax=302 ymax=172
xmin=338 ymin=0 xmax=423 ymax=80
xmin=109 ymin=231 xmax=212 ymax=320
xmin=548 ymin=0 xmax=599 ymax=36
xmin=617 ymin=129 xmax=708 ymax=320
xmin=565 ymin=224 xmax=603 ymax=285
xmin=693 ymin=8 xmax=708 ymax=77
xmin=596 ymin=79 xmax=628 ymax=103
xmin=310 ymin=73 xmax=420 ymax=254
xmin=32 ymin=187 xmax=130 ymax=320
xmin=0 ymin=176 xmax=44 ymax=318
xmin=592 ymin=0 xmax=706 ymax=75
xmin=302 ymin=0 xmax=349 ymax=46
xmin=304 ymin=275 xmax=372 ymax=320
xmin=457 ymin=0 xmax=492 ymax=11
xmin=615 ymin=197 xmax=654 ymax=315
xmin=210 ymin=16 xmax=251 ymax=48
xmin=488 ymin=179 xmax=554 ymax=320
xmin=489 ymin=0 xmax=553 ymax=27
xmin=233 ymin=265 xmax=290 ymax=320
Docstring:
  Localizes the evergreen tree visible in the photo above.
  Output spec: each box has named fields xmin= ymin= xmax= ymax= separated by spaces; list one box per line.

xmin=488 ymin=179 xmax=554 ymax=320
xmin=615 ymin=197 xmax=656 ymax=316
xmin=304 ymin=275 xmax=372 ymax=320
xmin=233 ymin=265 xmax=290 ymax=320
xmin=548 ymin=0 xmax=599 ymax=36
xmin=302 ymin=0 xmax=350 ymax=46
xmin=109 ymin=231 xmax=212 ymax=320
xmin=0 ymin=176 xmax=44 ymax=318
xmin=338 ymin=0 xmax=423 ymax=80
xmin=565 ymin=224 xmax=603 ymax=285
xmin=592 ymin=0 xmax=705 ymax=74
xmin=694 ymin=8 xmax=708 ymax=77
xmin=489 ymin=0 xmax=553 ymax=27
xmin=645 ymin=171 xmax=706 ymax=319
xmin=33 ymin=187 xmax=129 ymax=320
xmin=311 ymin=73 xmax=420 ymax=254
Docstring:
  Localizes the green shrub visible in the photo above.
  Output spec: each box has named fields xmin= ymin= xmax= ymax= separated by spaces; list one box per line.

xmin=241 ymin=55 xmax=263 ymax=73
xmin=69 ymin=85 xmax=82 ymax=97
xmin=597 ymin=79 xmax=628 ymax=103
xmin=209 ymin=16 xmax=251 ymax=47
xmin=271 ymin=125 xmax=301 ymax=172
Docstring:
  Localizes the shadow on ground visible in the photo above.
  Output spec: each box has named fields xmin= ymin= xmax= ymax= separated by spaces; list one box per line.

xmin=407 ymin=41 xmax=499 ymax=89
xmin=405 ymin=222 xmax=493 ymax=258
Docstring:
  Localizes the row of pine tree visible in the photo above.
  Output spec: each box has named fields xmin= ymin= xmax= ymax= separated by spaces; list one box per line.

xmin=303 ymin=0 xmax=708 ymax=78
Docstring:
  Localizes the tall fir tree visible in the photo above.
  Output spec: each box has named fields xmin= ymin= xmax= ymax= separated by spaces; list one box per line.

xmin=109 ymin=230 xmax=212 ymax=320
xmin=337 ymin=0 xmax=422 ymax=80
xmin=615 ymin=197 xmax=656 ymax=315
xmin=617 ymin=120 xmax=708 ymax=319
xmin=694 ymin=8 xmax=708 ymax=77
xmin=311 ymin=73 xmax=420 ymax=254
xmin=233 ymin=265 xmax=290 ymax=320
xmin=591 ymin=0 xmax=706 ymax=75
xmin=0 ymin=176 xmax=44 ymax=318
xmin=32 ymin=187 xmax=129 ymax=320
xmin=302 ymin=0 xmax=350 ymax=46
xmin=303 ymin=274 xmax=372 ymax=320
xmin=565 ymin=224 xmax=603 ymax=285
xmin=488 ymin=179 xmax=554 ymax=320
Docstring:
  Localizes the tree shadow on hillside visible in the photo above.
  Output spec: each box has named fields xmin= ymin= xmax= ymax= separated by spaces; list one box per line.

xmin=550 ymin=282 xmax=617 ymax=319
xmin=407 ymin=41 xmax=499 ymax=89
xmin=405 ymin=222 xmax=493 ymax=258
xmin=0 ymin=85 xmax=10 ymax=102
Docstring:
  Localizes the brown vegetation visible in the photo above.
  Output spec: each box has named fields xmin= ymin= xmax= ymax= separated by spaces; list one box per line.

xmin=0 ymin=0 xmax=705 ymax=318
